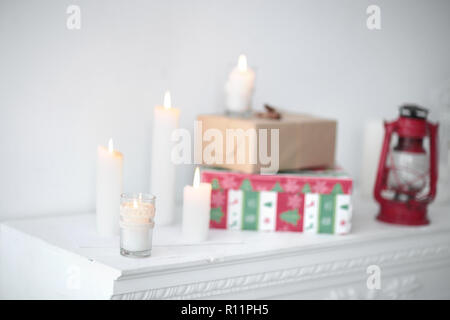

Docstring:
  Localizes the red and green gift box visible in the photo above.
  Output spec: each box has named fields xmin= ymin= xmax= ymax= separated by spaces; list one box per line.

xmin=201 ymin=167 xmax=353 ymax=235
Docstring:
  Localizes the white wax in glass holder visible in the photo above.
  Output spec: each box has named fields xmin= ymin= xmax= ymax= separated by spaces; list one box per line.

xmin=119 ymin=193 xmax=156 ymax=258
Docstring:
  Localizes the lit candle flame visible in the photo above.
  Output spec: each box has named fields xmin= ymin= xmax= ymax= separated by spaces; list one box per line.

xmin=238 ymin=54 xmax=247 ymax=72
xmin=163 ymin=90 xmax=171 ymax=109
xmin=193 ymin=166 xmax=200 ymax=188
xmin=133 ymin=199 xmax=138 ymax=209
xmin=108 ymin=138 xmax=114 ymax=153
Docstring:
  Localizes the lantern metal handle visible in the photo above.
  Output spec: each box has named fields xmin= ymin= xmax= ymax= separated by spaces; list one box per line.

xmin=426 ymin=122 xmax=439 ymax=203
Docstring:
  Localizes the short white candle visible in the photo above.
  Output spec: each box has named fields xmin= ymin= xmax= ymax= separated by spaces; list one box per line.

xmin=182 ymin=167 xmax=212 ymax=242
xmin=120 ymin=193 xmax=155 ymax=257
xmin=150 ymin=91 xmax=180 ymax=226
xmin=225 ymin=54 xmax=255 ymax=114
xmin=96 ymin=138 xmax=123 ymax=237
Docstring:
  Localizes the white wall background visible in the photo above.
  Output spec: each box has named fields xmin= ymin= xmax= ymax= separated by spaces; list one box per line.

xmin=0 ymin=0 xmax=449 ymax=220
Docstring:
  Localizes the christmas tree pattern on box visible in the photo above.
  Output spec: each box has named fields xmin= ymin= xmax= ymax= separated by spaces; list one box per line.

xmin=203 ymin=167 xmax=352 ymax=194
xmin=203 ymin=167 xmax=352 ymax=235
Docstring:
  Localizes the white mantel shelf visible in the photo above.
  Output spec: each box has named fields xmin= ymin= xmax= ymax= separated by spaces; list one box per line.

xmin=1 ymin=198 xmax=450 ymax=300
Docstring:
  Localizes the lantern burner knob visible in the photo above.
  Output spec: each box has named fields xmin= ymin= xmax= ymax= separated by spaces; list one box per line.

xmin=400 ymin=104 xmax=428 ymax=119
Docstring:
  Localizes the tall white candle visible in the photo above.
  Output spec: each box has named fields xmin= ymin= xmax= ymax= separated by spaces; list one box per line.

xmin=182 ymin=167 xmax=212 ymax=242
xmin=360 ymin=120 xmax=383 ymax=197
xmin=96 ymin=138 xmax=123 ymax=237
xmin=225 ymin=54 xmax=255 ymax=114
xmin=150 ymin=91 xmax=180 ymax=225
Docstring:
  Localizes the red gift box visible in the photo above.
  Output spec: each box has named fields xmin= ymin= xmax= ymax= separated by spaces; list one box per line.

xmin=201 ymin=167 xmax=353 ymax=235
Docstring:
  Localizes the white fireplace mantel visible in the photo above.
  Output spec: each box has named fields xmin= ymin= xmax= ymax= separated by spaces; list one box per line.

xmin=1 ymin=198 xmax=450 ymax=300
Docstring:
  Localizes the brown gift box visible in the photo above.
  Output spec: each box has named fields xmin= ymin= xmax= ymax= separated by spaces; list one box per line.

xmin=196 ymin=112 xmax=337 ymax=174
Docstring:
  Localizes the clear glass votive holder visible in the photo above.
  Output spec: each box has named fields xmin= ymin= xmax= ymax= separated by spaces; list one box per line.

xmin=119 ymin=193 xmax=156 ymax=258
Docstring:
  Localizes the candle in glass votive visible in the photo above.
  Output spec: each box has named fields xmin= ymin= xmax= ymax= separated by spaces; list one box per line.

xmin=120 ymin=193 xmax=156 ymax=258
xmin=150 ymin=91 xmax=179 ymax=226
xmin=96 ymin=138 xmax=123 ymax=237
xmin=182 ymin=167 xmax=212 ymax=242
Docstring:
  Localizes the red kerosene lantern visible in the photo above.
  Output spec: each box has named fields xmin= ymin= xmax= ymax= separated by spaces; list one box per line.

xmin=374 ymin=105 xmax=439 ymax=225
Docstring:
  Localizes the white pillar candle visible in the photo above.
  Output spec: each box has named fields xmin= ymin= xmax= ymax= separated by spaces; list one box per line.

xmin=360 ymin=120 xmax=384 ymax=197
xmin=120 ymin=193 xmax=155 ymax=257
xmin=150 ymin=91 xmax=180 ymax=225
xmin=225 ymin=54 xmax=255 ymax=114
xmin=182 ymin=167 xmax=212 ymax=242
xmin=96 ymin=138 xmax=123 ymax=237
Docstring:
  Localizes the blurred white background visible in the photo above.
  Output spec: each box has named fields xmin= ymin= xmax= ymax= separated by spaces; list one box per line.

xmin=0 ymin=0 xmax=449 ymax=220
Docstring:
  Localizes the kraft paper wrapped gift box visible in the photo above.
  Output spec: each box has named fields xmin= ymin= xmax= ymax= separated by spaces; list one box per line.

xmin=201 ymin=167 xmax=353 ymax=235
xmin=196 ymin=112 xmax=337 ymax=174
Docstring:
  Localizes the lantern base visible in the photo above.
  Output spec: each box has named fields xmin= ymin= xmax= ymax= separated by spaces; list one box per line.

xmin=377 ymin=200 xmax=429 ymax=226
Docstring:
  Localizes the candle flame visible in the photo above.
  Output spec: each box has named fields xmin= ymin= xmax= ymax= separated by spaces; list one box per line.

xmin=163 ymin=90 xmax=171 ymax=109
xmin=238 ymin=54 xmax=247 ymax=72
xmin=108 ymin=138 xmax=114 ymax=153
xmin=133 ymin=199 xmax=138 ymax=209
xmin=193 ymin=166 xmax=200 ymax=188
